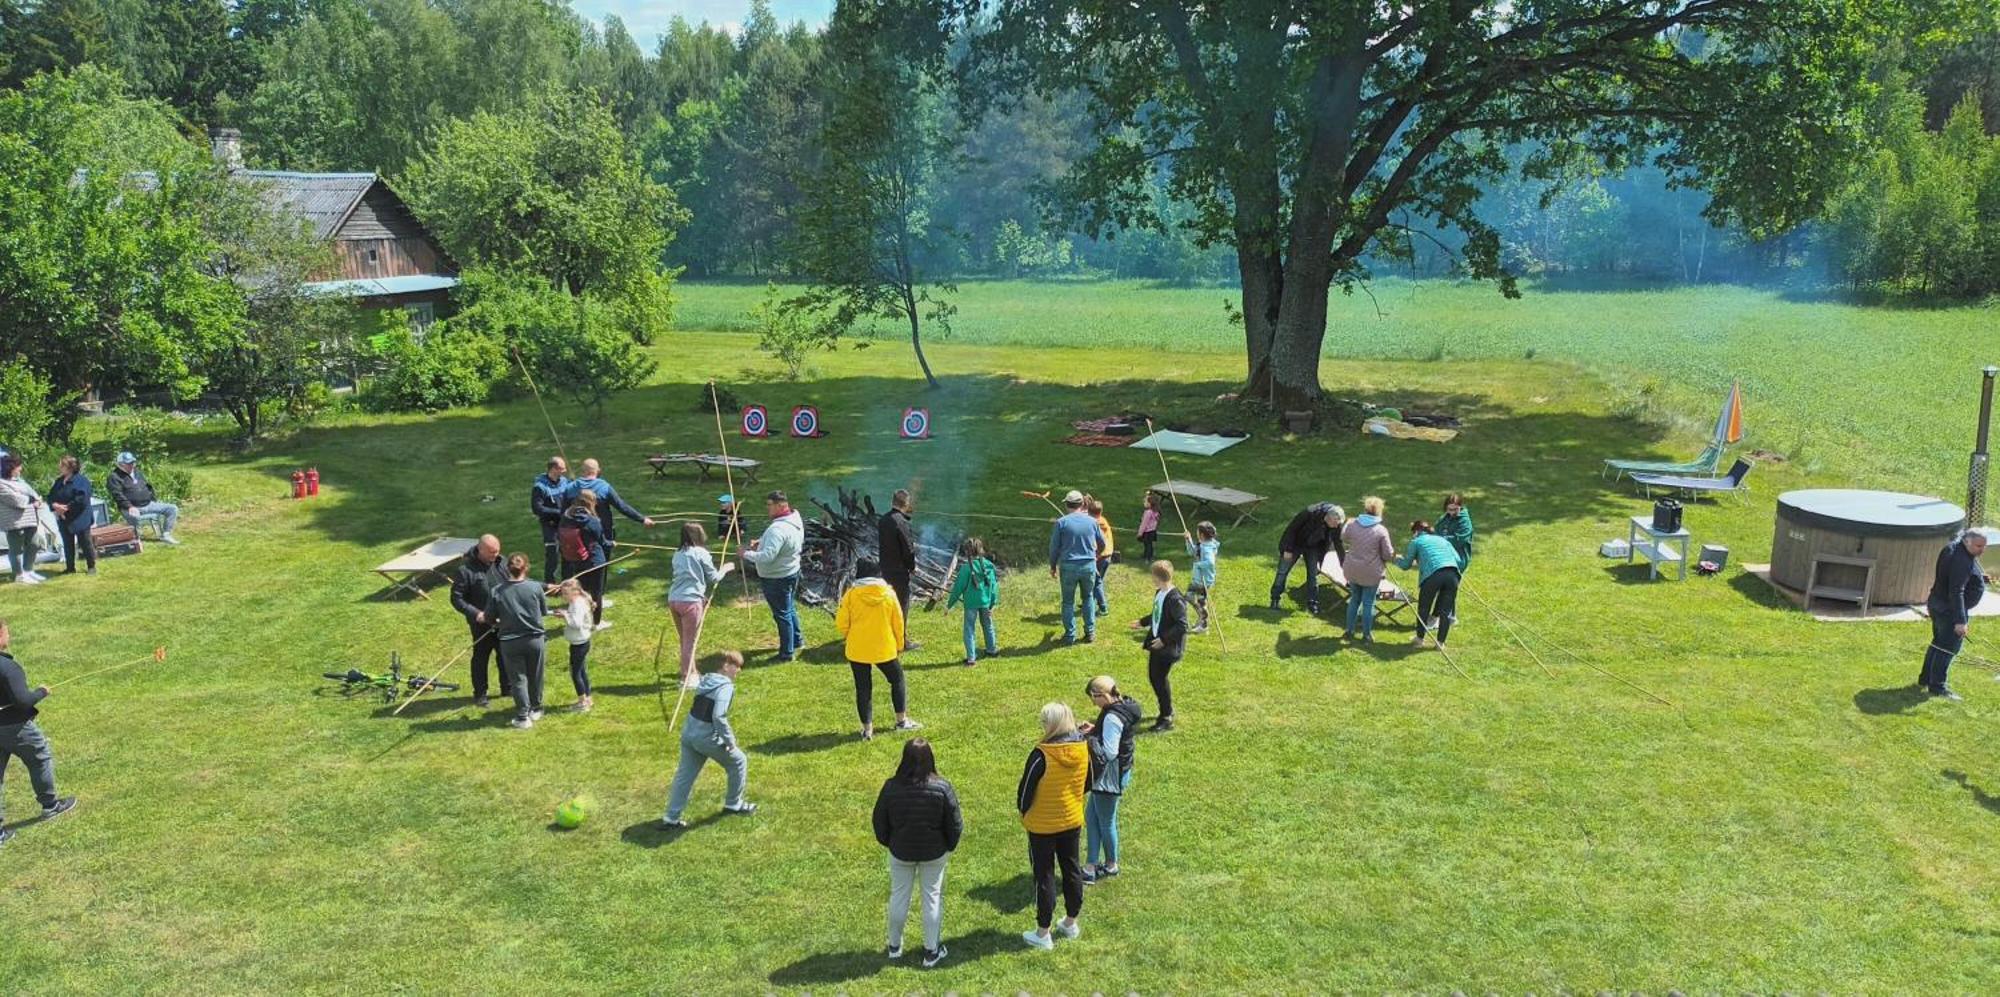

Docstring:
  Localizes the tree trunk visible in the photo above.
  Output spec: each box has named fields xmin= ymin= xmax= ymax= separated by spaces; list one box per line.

xmin=1238 ymin=248 xmax=1282 ymax=402
xmin=903 ymin=285 xmax=938 ymax=389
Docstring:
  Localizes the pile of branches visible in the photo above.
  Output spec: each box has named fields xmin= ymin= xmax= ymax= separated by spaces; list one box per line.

xmin=797 ymin=486 xmax=965 ymax=612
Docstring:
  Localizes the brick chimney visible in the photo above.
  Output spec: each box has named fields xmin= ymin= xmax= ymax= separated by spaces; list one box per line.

xmin=209 ymin=127 xmax=243 ymax=172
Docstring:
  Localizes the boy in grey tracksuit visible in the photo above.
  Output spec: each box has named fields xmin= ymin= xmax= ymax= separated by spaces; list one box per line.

xmin=483 ymin=556 xmax=549 ymax=727
xmin=661 ymin=651 xmax=755 ymax=826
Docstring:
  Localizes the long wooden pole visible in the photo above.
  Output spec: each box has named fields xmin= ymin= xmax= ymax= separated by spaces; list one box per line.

xmin=709 ymin=382 xmax=752 ymax=608
xmin=46 ymin=646 xmax=166 ymax=689
xmin=1144 ymin=419 xmax=1225 ymax=652
xmin=512 ymin=344 xmax=566 ymax=465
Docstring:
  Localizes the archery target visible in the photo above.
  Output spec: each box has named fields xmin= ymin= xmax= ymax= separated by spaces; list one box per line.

xmin=741 ymin=405 xmax=769 ymax=437
xmin=901 ymin=407 xmax=931 ymax=440
xmin=791 ymin=406 xmax=820 ymax=437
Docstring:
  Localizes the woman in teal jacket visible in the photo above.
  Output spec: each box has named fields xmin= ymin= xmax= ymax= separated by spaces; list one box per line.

xmin=945 ymin=538 xmax=1000 ymax=666
xmin=1437 ymin=493 xmax=1474 ymax=568
xmin=1395 ymin=520 xmax=1466 ymax=650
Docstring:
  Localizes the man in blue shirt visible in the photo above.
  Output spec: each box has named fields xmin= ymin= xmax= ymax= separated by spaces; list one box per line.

xmin=1049 ymin=490 xmax=1105 ymax=644
xmin=562 ymin=458 xmax=655 ymax=599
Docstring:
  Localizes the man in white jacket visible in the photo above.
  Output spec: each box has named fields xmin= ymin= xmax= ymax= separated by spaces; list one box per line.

xmin=743 ymin=490 xmax=807 ymax=661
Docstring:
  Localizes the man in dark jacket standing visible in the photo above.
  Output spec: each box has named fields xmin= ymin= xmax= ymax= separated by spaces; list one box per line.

xmin=1135 ymin=560 xmax=1189 ymax=731
xmin=1268 ymin=502 xmax=1345 ymax=614
xmin=0 ymin=619 xmax=78 ymax=846
xmin=1920 ymin=529 xmax=1989 ymax=701
xmin=451 ymin=534 xmax=509 ymax=708
xmin=878 ymin=489 xmax=920 ymax=651
xmin=530 ymin=456 xmax=570 ymax=584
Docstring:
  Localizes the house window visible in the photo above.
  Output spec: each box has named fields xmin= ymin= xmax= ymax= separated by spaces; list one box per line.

xmin=366 ymin=248 xmax=380 ymax=265
xmin=407 ymin=302 xmax=435 ymax=338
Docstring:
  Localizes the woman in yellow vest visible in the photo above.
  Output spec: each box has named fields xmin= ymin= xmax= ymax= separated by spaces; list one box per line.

xmin=1016 ymin=701 xmax=1089 ymax=950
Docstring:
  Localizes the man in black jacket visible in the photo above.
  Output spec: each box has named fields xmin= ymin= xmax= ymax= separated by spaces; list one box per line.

xmin=1920 ymin=529 xmax=1989 ymax=701
xmin=878 ymin=489 xmax=920 ymax=651
xmin=1133 ymin=560 xmax=1188 ymax=731
xmin=107 ymin=451 xmax=181 ymax=545
xmin=450 ymin=535 xmax=509 ymax=707
xmin=1268 ymin=502 xmax=1345 ymax=614
xmin=0 ymin=619 xmax=78 ymax=846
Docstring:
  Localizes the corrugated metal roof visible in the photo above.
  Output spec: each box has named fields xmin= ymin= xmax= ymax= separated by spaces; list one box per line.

xmin=240 ymin=171 xmax=377 ymax=242
xmin=305 ymin=275 xmax=459 ymax=298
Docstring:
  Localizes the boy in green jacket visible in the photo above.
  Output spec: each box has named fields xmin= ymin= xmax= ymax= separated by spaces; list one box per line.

xmin=945 ymin=538 xmax=1000 ymax=666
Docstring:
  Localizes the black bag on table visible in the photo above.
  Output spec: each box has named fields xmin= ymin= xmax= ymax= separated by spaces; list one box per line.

xmin=1651 ymin=499 xmax=1683 ymax=533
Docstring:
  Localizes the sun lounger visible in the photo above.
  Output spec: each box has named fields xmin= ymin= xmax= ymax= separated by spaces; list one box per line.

xmin=1604 ymin=439 xmax=1725 ymax=480
xmin=1631 ymin=459 xmax=1753 ymax=501
xmin=646 ymin=453 xmax=762 ymax=482
xmin=1317 ymin=551 xmax=1413 ymax=625
xmin=374 ymin=537 xmax=478 ymax=600
xmin=1148 ymin=480 xmax=1268 ymax=526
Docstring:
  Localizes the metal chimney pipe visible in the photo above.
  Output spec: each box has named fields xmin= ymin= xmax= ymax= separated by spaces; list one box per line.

xmin=1971 ymin=365 xmax=1998 ymax=527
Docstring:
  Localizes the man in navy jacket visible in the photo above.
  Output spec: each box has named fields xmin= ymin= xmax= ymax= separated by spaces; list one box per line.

xmin=0 ymin=619 xmax=78 ymax=846
xmin=562 ymin=459 xmax=654 ymax=560
xmin=1920 ymin=529 xmax=1990 ymax=700
xmin=530 ymin=456 xmax=570 ymax=584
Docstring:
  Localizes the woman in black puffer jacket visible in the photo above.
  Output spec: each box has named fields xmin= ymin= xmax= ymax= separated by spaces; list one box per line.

xmin=871 ymin=738 xmax=962 ymax=968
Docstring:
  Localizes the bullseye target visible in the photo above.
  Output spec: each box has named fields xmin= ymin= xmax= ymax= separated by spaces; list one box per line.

xmin=900 ymin=407 xmax=931 ymax=440
xmin=740 ymin=405 xmax=769 ymax=437
xmin=790 ymin=406 xmax=821 ymax=438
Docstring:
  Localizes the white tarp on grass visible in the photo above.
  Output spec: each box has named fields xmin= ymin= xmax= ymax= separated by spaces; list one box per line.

xmin=1130 ymin=431 xmax=1248 ymax=456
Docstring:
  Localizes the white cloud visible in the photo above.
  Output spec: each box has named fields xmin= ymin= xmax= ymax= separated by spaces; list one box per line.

xmin=569 ymin=0 xmax=831 ymax=47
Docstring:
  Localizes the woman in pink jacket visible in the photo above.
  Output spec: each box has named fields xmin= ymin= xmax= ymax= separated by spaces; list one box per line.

xmin=1339 ymin=496 xmax=1396 ymax=643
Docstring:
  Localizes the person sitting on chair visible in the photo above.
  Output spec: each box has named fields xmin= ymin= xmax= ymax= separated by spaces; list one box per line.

xmin=106 ymin=452 xmax=180 ymax=546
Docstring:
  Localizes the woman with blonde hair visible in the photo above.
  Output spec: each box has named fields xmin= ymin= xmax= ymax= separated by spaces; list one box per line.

xmin=1339 ymin=496 xmax=1396 ymax=643
xmin=1079 ymin=675 xmax=1141 ymax=883
xmin=1016 ymin=701 xmax=1088 ymax=950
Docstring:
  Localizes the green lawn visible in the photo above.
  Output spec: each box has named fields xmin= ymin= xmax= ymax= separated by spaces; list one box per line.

xmin=4 ymin=308 xmax=2000 ymax=992
xmin=681 ymin=278 xmax=2000 ymax=497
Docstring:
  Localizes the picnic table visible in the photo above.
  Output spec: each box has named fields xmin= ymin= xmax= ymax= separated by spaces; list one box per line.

xmin=645 ymin=453 xmax=762 ymax=483
xmin=1148 ymin=480 xmax=1268 ymax=526
xmin=374 ymin=537 xmax=477 ymax=600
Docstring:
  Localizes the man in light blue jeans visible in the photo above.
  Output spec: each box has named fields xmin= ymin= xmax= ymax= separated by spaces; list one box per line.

xmin=106 ymin=452 xmax=181 ymax=545
xmin=1048 ymin=490 xmax=1105 ymax=644
xmin=743 ymin=491 xmax=807 ymax=660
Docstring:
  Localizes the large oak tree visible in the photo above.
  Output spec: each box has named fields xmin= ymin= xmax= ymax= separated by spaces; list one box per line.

xmin=975 ymin=1 xmax=1911 ymax=409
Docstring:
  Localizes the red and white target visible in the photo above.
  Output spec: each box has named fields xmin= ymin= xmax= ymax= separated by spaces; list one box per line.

xmin=740 ymin=405 xmax=769 ymax=437
xmin=790 ymin=406 xmax=821 ymax=438
xmin=900 ymin=407 xmax=931 ymax=440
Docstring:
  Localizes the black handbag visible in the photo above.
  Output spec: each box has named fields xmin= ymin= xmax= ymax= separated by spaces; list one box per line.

xmin=1652 ymin=498 xmax=1684 ymax=533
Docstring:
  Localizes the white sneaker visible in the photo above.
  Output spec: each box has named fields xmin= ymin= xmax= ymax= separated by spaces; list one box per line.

xmin=509 ymin=717 xmax=534 ymax=729
xmin=601 ymin=598 xmax=616 ymax=609
xmin=1021 ymin=930 xmax=1054 ymax=951
xmin=158 ymin=533 xmax=181 ymax=546
xmin=593 ymin=621 xmax=614 ymax=632
xmin=23 ymin=571 xmax=48 ymax=582
xmin=15 ymin=574 xmax=42 ymax=585
xmin=1057 ymin=919 xmax=1080 ymax=940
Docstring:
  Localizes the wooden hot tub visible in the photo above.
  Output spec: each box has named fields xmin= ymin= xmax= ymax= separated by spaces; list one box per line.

xmin=1770 ymin=490 xmax=1965 ymax=606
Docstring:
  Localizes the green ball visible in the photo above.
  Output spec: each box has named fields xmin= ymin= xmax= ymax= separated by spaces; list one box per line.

xmin=555 ymin=798 xmax=588 ymax=829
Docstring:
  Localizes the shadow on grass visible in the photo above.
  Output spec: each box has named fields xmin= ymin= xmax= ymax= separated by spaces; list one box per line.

xmin=1853 ymin=685 xmax=1929 ymax=716
xmin=1274 ymin=629 xmax=1340 ymax=659
xmin=369 ymin=694 xmax=479 ymax=721
xmin=224 ymin=373 xmax=1659 ymax=573
xmin=967 ymin=872 xmax=1034 ymax=914
xmin=1603 ymin=562 xmax=1681 ymax=585
xmin=619 ymin=812 xmax=732 ymax=848
xmin=749 ymin=732 xmax=849 ymax=756
xmin=767 ymin=927 xmax=1021 ymax=986
xmin=408 ymin=707 xmax=518 ymax=734
xmin=1943 ymin=770 xmax=2000 ymax=817
xmin=1726 ymin=570 xmax=1796 ymax=611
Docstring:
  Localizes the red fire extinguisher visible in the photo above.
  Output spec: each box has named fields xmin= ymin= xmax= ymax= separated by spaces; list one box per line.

xmin=306 ymin=467 xmax=320 ymax=497
xmin=291 ymin=470 xmax=306 ymax=499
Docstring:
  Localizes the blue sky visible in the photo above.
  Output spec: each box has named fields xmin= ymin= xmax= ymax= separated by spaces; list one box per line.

xmin=569 ymin=1 xmax=832 ymax=46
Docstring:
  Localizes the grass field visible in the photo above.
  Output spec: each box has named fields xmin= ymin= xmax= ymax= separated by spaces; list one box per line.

xmin=4 ymin=289 xmax=2000 ymax=992
xmin=682 ymin=278 xmax=2000 ymax=497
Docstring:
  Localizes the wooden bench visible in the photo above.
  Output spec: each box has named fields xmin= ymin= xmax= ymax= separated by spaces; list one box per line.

xmin=1148 ymin=480 xmax=1268 ymax=527
xmin=1806 ymin=552 xmax=1877 ymax=615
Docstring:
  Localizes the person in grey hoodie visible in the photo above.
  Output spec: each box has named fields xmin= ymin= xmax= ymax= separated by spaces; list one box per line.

xmin=483 ymin=553 xmax=549 ymax=728
xmin=743 ymin=490 xmax=807 ymax=660
xmin=660 ymin=650 xmax=756 ymax=826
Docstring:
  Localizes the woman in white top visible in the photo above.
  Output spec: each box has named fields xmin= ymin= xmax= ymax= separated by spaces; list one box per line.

xmin=0 ymin=454 xmax=48 ymax=584
xmin=551 ymin=578 xmax=598 ymax=711
xmin=670 ymin=522 xmax=735 ymax=688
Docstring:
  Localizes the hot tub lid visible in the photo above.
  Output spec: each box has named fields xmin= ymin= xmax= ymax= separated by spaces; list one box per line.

xmin=1776 ymin=489 xmax=1966 ymax=538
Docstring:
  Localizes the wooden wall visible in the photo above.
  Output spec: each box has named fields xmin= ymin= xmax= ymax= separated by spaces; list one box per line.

xmin=327 ymin=186 xmax=455 ymax=281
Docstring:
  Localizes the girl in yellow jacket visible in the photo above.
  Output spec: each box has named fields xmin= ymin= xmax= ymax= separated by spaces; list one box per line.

xmin=837 ymin=558 xmax=922 ymax=741
xmin=1016 ymin=701 xmax=1089 ymax=950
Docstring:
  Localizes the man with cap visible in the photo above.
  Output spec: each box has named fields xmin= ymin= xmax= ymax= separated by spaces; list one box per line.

xmin=106 ymin=451 xmax=181 ymax=545
xmin=0 ymin=618 xmax=79 ymax=846
xmin=879 ymin=488 xmax=921 ymax=652
xmin=1049 ymin=490 xmax=1105 ymax=644
xmin=716 ymin=494 xmax=743 ymax=550
xmin=1920 ymin=528 xmax=1990 ymax=701
xmin=743 ymin=490 xmax=807 ymax=660
xmin=530 ymin=456 xmax=571 ymax=584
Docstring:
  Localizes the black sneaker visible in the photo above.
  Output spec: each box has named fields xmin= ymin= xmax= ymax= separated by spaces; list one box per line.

xmin=42 ymin=796 xmax=76 ymax=820
xmin=1080 ymin=866 xmax=1099 ymax=884
xmin=886 ymin=944 xmax=904 ymax=960
xmin=920 ymin=945 xmax=948 ymax=968
xmin=657 ymin=817 xmax=687 ymax=830
xmin=1081 ymin=634 xmax=1095 ymax=644
xmin=474 ymin=696 xmax=490 ymax=708
xmin=0 ymin=828 xmax=13 ymax=846
xmin=1268 ymin=597 xmax=1281 ymax=610
xmin=1150 ymin=717 xmax=1175 ymax=732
